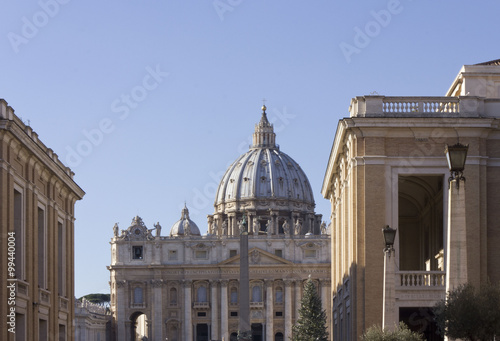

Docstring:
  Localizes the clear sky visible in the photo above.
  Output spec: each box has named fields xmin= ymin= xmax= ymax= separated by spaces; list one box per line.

xmin=1 ymin=0 xmax=499 ymax=298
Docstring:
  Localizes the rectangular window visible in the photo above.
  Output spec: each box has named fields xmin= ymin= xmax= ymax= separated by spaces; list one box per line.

xmin=230 ymin=311 xmax=238 ymax=317
xmin=197 ymin=312 xmax=207 ymax=317
xmin=275 ymin=311 xmax=283 ymax=317
xmin=195 ymin=250 xmax=207 ymax=259
xmin=15 ymin=313 xmax=26 ymax=341
xmin=304 ymin=249 xmax=316 ymax=258
xmin=58 ymin=221 xmax=65 ymax=296
xmin=14 ymin=189 xmax=24 ymax=279
xmin=38 ymin=207 xmax=46 ymax=288
xmin=39 ymin=319 xmax=48 ymax=341
xmin=274 ymin=249 xmax=283 ymax=257
xmin=229 ymin=249 xmax=237 ymax=258
xmin=168 ymin=250 xmax=177 ymax=260
xmin=132 ymin=246 xmax=143 ymax=259
xmin=59 ymin=324 xmax=66 ymax=341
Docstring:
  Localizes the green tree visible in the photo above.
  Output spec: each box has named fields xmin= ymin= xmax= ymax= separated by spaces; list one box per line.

xmin=362 ymin=322 xmax=424 ymax=341
xmin=78 ymin=293 xmax=110 ymax=307
xmin=433 ymin=282 xmax=500 ymax=341
xmin=292 ymin=276 xmax=328 ymax=341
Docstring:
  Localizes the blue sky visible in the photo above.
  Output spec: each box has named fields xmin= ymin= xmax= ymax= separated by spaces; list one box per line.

xmin=1 ymin=0 xmax=498 ymax=297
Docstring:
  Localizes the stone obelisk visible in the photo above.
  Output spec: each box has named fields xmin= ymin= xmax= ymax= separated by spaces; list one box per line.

xmin=238 ymin=213 xmax=252 ymax=340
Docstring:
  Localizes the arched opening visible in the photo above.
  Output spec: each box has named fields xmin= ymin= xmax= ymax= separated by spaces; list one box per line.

xmin=196 ymin=324 xmax=209 ymax=341
xmin=166 ymin=323 xmax=179 ymax=341
xmin=251 ymin=323 xmax=263 ymax=341
xmin=130 ymin=312 xmax=148 ymax=341
xmin=197 ymin=285 xmax=207 ymax=303
xmin=169 ymin=287 xmax=177 ymax=306
xmin=230 ymin=332 xmax=238 ymax=341
xmin=275 ymin=286 xmax=283 ymax=304
xmin=275 ymin=332 xmax=284 ymax=341
xmin=251 ymin=285 xmax=262 ymax=302
xmin=230 ymin=287 xmax=238 ymax=304
xmin=398 ymin=176 xmax=444 ymax=271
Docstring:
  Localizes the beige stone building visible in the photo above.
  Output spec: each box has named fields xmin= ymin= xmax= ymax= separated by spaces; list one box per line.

xmin=74 ymin=298 xmax=111 ymax=341
xmin=109 ymin=107 xmax=331 ymax=341
xmin=0 ymin=99 xmax=85 ymax=341
xmin=322 ymin=60 xmax=500 ymax=340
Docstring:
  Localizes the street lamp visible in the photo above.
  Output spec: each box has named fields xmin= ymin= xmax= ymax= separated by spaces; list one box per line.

xmin=382 ymin=225 xmax=396 ymax=252
xmin=382 ymin=224 xmax=397 ymax=330
xmin=445 ymin=143 xmax=469 ymax=187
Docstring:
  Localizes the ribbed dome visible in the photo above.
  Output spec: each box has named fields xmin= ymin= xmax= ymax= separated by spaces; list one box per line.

xmin=215 ymin=106 xmax=314 ymax=206
xmin=170 ymin=205 xmax=201 ymax=237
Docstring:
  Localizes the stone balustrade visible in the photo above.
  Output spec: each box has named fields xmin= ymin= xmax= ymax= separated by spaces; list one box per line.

xmin=397 ymin=271 xmax=445 ymax=288
xmin=348 ymin=95 xmax=500 ymax=117
xmin=75 ymin=298 xmax=109 ymax=315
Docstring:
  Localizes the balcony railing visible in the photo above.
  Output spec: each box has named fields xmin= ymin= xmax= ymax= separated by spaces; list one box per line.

xmin=250 ymin=301 xmax=264 ymax=309
xmin=349 ymin=95 xmax=490 ymax=117
xmin=383 ymin=97 xmax=459 ymax=114
xmin=193 ymin=301 xmax=210 ymax=309
xmin=397 ymin=271 xmax=445 ymax=288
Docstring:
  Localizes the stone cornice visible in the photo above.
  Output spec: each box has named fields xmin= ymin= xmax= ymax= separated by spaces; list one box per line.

xmin=1 ymin=117 xmax=84 ymax=199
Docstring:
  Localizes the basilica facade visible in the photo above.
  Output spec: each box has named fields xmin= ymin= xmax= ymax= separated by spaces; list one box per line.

xmin=108 ymin=107 xmax=331 ymax=341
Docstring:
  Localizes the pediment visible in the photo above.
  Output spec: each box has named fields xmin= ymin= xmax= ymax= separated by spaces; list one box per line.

xmin=218 ymin=247 xmax=293 ymax=266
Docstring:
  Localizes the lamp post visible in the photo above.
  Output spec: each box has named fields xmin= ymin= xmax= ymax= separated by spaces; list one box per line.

xmin=445 ymin=143 xmax=469 ymax=293
xmin=445 ymin=143 xmax=469 ymax=188
xmin=382 ymin=225 xmax=397 ymax=330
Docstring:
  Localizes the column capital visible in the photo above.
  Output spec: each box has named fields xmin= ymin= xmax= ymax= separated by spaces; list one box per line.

xmin=320 ymin=279 xmax=332 ymax=286
xmin=116 ymin=280 xmax=127 ymax=288
xmin=151 ymin=279 xmax=164 ymax=288
xmin=284 ymin=279 xmax=294 ymax=287
xmin=264 ymin=279 xmax=274 ymax=287
xmin=182 ymin=279 xmax=192 ymax=288
xmin=220 ymin=279 xmax=229 ymax=287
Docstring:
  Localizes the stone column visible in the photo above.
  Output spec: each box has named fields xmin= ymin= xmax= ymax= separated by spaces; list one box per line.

xmin=151 ymin=279 xmax=163 ymax=339
xmin=382 ymin=248 xmax=396 ymax=331
xmin=220 ymin=280 xmax=229 ymax=341
xmin=321 ymin=279 xmax=332 ymax=337
xmin=183 ymin=280 xmax=193 ymax=341
xmin=284 ymin=279 xmax=293 ymax=341
xmin=211 ymin=280 xmax=219 ymax=340
xmin=446 ymin=178 xmax=468 ymax=292
xmin=115 ymin=280 xmax=127 ymax=341
xmin=295 ymin=280 xmax=301 ymax=321
xmin=228 ymin=214 xmax=235 ymax=236
xmin=265 ymin=280 xmax=274 ymax=341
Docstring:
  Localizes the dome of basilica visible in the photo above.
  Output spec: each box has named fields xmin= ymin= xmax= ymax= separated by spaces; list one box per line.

xmin=215 ymin=106 xmax=315 ymax=209
xmin=170 ymin=204 xmax=201 ymax=237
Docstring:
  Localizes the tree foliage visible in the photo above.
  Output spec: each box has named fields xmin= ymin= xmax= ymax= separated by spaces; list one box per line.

xmin=362 ymin=322 xmax=424 ymax=341
xmin=433 ymin=282 xmax=500 ymax=341
xmin=292 ymin=277 xmax=329 ymax=341
xmin=79 ymin=293 xmax=110 ymax=306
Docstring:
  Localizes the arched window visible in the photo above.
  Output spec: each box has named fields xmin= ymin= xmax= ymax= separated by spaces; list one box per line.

xmin=275 ymin=287 xmax=283 ymax=304
xmin=133 ymin=287 xmax=143 ymax=304
xmin=251 ymin=285 xmax=262 ymax=302
xmin=197 ymin=285 xmax=207 ymax=302
xmin=275 ymin=332 xmax=284 ymax=341
xmin=230 ymin=287 xmax=238 ymax=304
xmin=230 ymin=332 xmax=238 ymax=341
xmin=170 ymin=288 xmax=177 ymax=306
